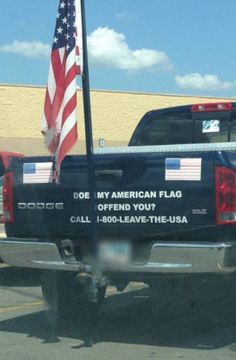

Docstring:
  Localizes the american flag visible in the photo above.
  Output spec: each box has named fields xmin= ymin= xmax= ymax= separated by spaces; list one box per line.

xmin=41 ymin=0 xmax=82 ymax=180
xmin=23 ymin=163 xmax=53 ymax=184
xmin=165 ymin=158 xmax=202 ymax=181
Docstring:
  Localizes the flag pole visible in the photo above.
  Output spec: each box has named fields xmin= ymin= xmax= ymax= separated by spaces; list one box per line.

xmin=80 ymin=0 xmax=97 ymax=254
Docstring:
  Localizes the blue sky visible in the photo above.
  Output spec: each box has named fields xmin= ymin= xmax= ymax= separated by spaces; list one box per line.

xmin=0 ymin=0 xmax=236 ymax=97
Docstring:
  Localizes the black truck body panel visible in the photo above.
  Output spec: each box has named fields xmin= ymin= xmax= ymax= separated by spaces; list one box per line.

xmin=4 ymin=149 xmax=236 ymax=245
xmin=3 ymin=102 xmax=236 ymax=269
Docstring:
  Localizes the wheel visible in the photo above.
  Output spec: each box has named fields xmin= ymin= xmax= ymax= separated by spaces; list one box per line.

xmin=41 ymin=270 xmax=106 ymax=318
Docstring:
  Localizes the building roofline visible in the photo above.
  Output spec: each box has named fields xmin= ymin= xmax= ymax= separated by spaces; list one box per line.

xmin=0 ymin=82 xmax=234 ymax=101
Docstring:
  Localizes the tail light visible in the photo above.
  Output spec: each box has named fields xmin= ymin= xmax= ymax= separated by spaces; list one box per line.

xmin=3 ymin=172 xmax=14 ymax=223
xmin=0 ymin=152 xmax=24 ymax=224
xmin=215 ymin=167 xmax=236 ymax=224
xmin=192 ymin=102 xmax=232 ymax=113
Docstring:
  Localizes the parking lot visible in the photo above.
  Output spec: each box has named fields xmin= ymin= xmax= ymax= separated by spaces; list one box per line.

xmin=0 ymin=264 xmax=236 ymax=360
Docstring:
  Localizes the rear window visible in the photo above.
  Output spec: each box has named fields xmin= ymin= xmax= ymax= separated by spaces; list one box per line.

xmin=131 ymin=112 xmax=192 ymax=146
xmin=130 ymin=109 xmax=235 ymax=146
xmin=229 ymin=114 xmax=236 ymax=141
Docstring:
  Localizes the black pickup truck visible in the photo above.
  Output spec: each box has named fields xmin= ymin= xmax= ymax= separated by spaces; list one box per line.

xmin=1 ymin=101 xmax=236 ymax=313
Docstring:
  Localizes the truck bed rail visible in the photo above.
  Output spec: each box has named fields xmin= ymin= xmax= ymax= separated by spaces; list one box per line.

xmin=95 ymin=142 xmax=236 ymax=155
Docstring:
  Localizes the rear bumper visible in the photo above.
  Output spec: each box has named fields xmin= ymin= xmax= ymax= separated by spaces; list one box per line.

xmin=1 ymin=239 xmax=236 ymax=274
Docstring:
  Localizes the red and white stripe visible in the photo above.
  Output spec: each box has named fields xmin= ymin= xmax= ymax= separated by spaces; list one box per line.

xmin=41 ymin=0 xmax=82 ymax=181
xmin=75 ymin=0 xmax=83 ymax=75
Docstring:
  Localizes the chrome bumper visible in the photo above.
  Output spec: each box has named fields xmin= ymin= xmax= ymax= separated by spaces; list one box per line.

xmin=0 ymin=240 xmax=80 ymax=271
xmin=0 ymin=239 xmax=236 ymax=273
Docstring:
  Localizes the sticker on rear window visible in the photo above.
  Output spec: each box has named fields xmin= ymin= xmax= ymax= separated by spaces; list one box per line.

xmin=202 ymin=120 xmax=220 ymax=133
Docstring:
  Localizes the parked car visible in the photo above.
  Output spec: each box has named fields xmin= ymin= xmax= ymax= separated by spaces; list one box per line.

xmin=0 ymin=176 xmax=2 ymax=223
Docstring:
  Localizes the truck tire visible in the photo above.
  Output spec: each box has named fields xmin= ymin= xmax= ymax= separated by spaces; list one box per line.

xmin=41 ymin=270 xmax=106 ymax=318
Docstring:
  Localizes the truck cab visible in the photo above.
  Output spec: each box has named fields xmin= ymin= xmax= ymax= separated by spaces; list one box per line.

xmin=129 ymin=102 xmax=236 ymax=146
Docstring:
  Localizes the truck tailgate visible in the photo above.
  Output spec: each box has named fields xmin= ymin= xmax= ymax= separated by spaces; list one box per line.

xmin=5 ymin=150 xmax=217 ymax=244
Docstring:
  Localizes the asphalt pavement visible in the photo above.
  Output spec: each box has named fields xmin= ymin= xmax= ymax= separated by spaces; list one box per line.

xmin=1 ymin=266 xmax=236 ymax=359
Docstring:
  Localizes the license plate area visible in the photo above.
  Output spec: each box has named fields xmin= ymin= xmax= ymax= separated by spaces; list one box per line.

xmin=98 ymin=240 xmax=131 ymax=267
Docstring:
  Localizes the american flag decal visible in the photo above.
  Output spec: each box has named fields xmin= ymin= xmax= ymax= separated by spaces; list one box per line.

xmin=41 ymin=0 xmax=82 ymax=181
xmin=23 ymin=163 xmax=53 ymax=184
xmin=165 ymin=158 xmax=202 ymax=181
